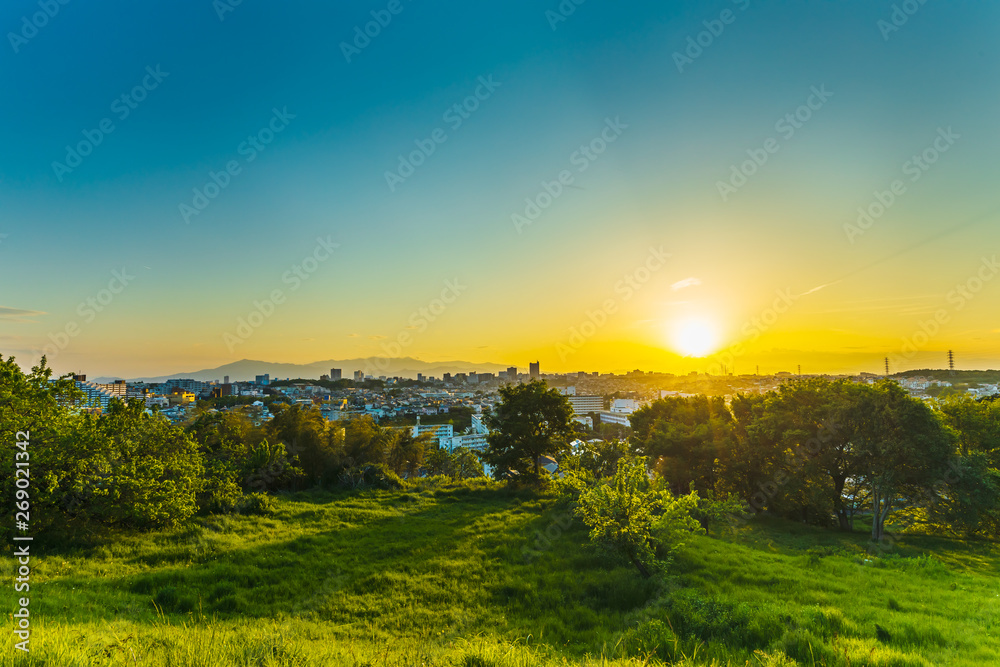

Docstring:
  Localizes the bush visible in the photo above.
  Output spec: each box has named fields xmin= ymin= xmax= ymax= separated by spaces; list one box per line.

xmin=619 ymin=618 xmax=680 ymax=660
xmin=339 ymin=464 xmax=404 ymax=490
xmin=235 ymin=492 xmax=275 ymax=516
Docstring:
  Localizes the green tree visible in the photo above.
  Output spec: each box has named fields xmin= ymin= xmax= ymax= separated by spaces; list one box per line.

xmin=629 ymin=395 xmax=732 ymax=495
xmin=853 ymin=381 xmax=955 ymax=543
xmin=386 ymin=430 xmax=429 ymax=478
xmin=483 ymin=380 xmax=574 ymax=478
xmin=574 ymin=456 xmax=700 ymax=578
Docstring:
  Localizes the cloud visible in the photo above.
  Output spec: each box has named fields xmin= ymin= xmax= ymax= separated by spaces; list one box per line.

xmin=797 ymin=280 xmax=840 ymax=298
xmin=670 ymin=277 xmax=701 ymax=291
xmin=347 ymin=333 xmax=359 ymax=338
xmin=368 ymin=335 xmax=387 ymax=340
xmin=0 ymin=307 xmax=45 ymax=323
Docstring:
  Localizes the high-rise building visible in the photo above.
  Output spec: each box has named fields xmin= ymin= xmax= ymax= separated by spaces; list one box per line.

xmin=443 ymin=373 xmax=452 ymax=383
xmin=566 ymin=395 xmax=604 ymax=414
xmin=353 ymin=370 xmax=365 ymax=382
xmin=529 ymin=361 xmax=540 ymax=379
xmin=331 ymin=368 xmax=342 ymax=381
xmin=506 ymin=366 xmax=517 ymax=381
xmin=417 ymin=373 xmax=425 ymax=382
xmin=224 ymin=375 xmax=230 ymax=384
xmin=255 ymin=374 xmax=270 ymax=386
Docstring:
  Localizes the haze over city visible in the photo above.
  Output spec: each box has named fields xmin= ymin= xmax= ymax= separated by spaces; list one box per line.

xmin=2 ymin=0 xmax=999 ymax=379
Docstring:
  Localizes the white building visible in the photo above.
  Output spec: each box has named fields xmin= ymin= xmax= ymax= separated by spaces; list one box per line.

xmin=599 ymin=411 xmax=631 ymax=427
xmin=566 ymin=395 xmax=604 ymax=414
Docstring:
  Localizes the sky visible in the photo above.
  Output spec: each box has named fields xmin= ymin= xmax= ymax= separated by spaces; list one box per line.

xmin=1 ymin=0 xmax=999 ymax=378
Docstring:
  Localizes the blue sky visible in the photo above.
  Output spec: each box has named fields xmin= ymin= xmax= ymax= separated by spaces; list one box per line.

xmin=2 ymin=0 xmax=999 ymax=377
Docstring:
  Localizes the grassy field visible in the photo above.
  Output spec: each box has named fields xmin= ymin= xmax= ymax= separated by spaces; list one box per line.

xmin=3 ymin=479 xmax=998 ymax=666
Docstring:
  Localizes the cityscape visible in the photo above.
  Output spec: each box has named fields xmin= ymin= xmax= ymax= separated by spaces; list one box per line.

xmin=3 ymin=1 xmax=1000 ymax=665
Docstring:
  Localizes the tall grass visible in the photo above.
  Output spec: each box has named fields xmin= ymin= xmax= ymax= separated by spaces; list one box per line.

xmin=4 ymin=480 xmax=998 ymax=666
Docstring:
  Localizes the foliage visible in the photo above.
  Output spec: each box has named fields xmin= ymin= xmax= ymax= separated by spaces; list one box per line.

xmin=338 ymin=463 xmax=404 ymax=490
xmin=484 ymin=380 xmax=575 ymax=479
xmin=574 ymin=456 xmax=701 ymax=577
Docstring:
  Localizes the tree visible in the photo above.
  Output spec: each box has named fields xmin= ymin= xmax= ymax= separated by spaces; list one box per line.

xmin=452 ymin=447 xmax=486 ymax=479
xmin=574 ymin=456 xmax=700 ymax=578
xmin=853 ymin=381 xmax=955 ymax=543
xmin=386 ymin=430 xmax=429 ymax=478
xmin=938 ymin=394 xmax=1000 ymax=463
xmin=483 ymin=380 xmax=574 ymax=478
xmin=629 ymin=395 xmax=732 ymax=495
xmin=763 ymin=379 xmax=861 ymax=530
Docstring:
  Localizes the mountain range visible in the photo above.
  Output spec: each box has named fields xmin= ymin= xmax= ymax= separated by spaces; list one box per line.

xmin=92 ymin=358 xmax=512 ymax=384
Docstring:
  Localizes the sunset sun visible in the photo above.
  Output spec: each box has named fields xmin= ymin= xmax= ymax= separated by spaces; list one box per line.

xmin=670 ymin=317 xmax=720 ymax=358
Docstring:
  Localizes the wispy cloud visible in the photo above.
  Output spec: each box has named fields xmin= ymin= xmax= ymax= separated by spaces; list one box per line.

xmin=797 ymin=281 xmax=839 ymax=298
xmin=0 ymin=307 xmax=45 ymax=323
xmin=368 ymin=335 xmax=387 ymax=340
xmin=347 ymin=333 xmax=360 ymax=338
xmin=670 ymin=277 xmax=701 ymax=291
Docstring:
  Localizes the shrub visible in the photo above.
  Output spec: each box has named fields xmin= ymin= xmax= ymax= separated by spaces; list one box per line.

xmin=235 ymin=492 xmax=275 ymax=516
xmin=339 ymin=464 xmax=404 ymax=490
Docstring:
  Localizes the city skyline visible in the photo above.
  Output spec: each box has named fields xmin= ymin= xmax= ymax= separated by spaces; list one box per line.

xmin=3 ymin=1 xmax=1000 ymax=378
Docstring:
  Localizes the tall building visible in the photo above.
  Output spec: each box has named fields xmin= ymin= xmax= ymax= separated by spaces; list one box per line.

xmin=529 ymin=361 xmax=540 ymax=379
xmin=255 ymin=374 xmax=270 ymax=386
xmin=353 ymin=370 xmax=365 ymax=382
xmin=224 ymin=375 xmax=230 ymax=384
xmin=331 ymin=368 xmax=342 ymax=381
xmin=506 ymin=366 xmax=517 ymax=381
xmin=566 ymin=395 xmax=604 ymax=414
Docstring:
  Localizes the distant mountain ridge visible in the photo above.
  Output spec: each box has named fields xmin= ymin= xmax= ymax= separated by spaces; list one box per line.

xmin=92 ymin=357 xmax=512 ymax=384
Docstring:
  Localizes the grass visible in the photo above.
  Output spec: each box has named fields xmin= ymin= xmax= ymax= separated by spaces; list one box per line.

xmin=3 ymin=478 xmax=998 ymax=666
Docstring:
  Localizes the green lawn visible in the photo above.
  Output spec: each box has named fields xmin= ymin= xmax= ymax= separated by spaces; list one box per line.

xmin=4 ymin=479 xmax=998 ymax=666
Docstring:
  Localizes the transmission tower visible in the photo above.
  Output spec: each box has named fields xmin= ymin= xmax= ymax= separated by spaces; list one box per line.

xmin=884 ymin=357 xmax=889 ymax=377
xmin=948 ymin=350 xmax=955 ymax=375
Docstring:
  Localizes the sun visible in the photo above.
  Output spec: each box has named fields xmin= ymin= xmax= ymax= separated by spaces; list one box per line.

xmin=670 ymin=317 xmax=720 ymax=358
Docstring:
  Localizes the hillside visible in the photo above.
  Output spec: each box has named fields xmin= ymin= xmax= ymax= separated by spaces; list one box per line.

xmin=5 ymin=481 xmax=999 ymax=666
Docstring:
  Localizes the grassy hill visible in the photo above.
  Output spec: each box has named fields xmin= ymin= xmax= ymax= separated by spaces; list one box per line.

xmin=4 ymin=480 xmax=999 ymax=666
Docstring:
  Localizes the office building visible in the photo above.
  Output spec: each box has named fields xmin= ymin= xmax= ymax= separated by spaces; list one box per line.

xmin=331 ymin=369 xmax=342 ymax=381
xmin=566 ymin=395 xmax=604 ymax=414
xmin=529 ymin=361 xmax=540 ymax=379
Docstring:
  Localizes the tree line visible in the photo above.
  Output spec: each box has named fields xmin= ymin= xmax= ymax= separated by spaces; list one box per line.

xmin=0 ymin=357 xmax=483 ymax=538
